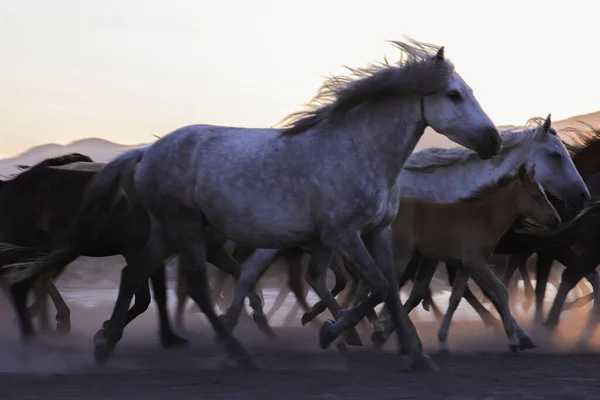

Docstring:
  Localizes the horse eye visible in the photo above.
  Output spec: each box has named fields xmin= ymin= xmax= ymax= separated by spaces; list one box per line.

xmin=447 ymin=90 xmax=461 ymax=101
xmin=550 ymin=152 xmax=561 ymax=159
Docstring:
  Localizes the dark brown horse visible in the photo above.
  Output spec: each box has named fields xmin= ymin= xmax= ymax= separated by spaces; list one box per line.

xmin=0 ymin=154 xmax=187 ymax=349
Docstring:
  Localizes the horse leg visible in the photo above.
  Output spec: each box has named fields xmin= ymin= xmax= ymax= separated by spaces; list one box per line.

xmin=93 ymin=221 xmax=173 ymax=364
xmin=175 ymin=260 xmax=189 ymax=333
xmin=371 ymin=254 xmax=436 ymax=348
xmin=437 ymin=266 xmax=470 ymax=354
xmin=301 ymin=255 xmax=349 ymax=326
xmin=504 ymin=253 xmax=527 ymax=310
xmin=468 ymin=262 xmax=533 ymax=353
xmin=266 ymin=279 xmax=290 ymax=320
xmin=221 ymin=248 xmax=279 ymax=335
xmin=518 ymin=256 xmax=535 ymax=313
xmin=177 ymin=239 xmax=254 ymax=368
xmin=544 ymin=247 xmax=597 ymax=330
xmin=320 ymin=227 xmax=436 ymax=371
xmin=149 ymin=263 xmax=188 ymax=349
xmin=9 ymin=278 xmax=37 ymax=343
xmin=576 ymin=268 xmax=600 ymax=347
xmin=33 ymin=277 xmax=51 ymax=334
xmin=564 ymin=271 xmax=599 ymax=310
xmin=304 ymin=242 xmax=362 ymax=347
xmin=212 ymin=247 xmax=275 ymax=337
xmin=447 ymin=261 xmax=502 ymax=329
xmin=43 ymin=278 xmax=71 ymax=335
xmin=533 ymin=251 xmax=554 ymax=324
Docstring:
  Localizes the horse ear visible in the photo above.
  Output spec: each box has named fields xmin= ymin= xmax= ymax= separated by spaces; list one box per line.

xmin=518 ymin=163 xmax=528 ymax=181
xmin=543 ymin=114 xmax=552 ymax=132
xmin=435 ymin=46 xmax=445 ymax=61
xmin=528 ymin=163 xmax=537 ymax=179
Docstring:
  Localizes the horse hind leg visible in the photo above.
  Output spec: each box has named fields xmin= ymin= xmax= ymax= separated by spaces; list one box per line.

xmin=149 ymin=263 xmax=188 ymax=349
xmin=211 ymin=247 xmax=275 ymax=338
xmin=179 ymin=237 xmax=255 ymax=369
xmin=43 ymin=278 xmax=71 ymax=335
xmin=437 ymin=266 xmax=470 ymax=354
xmin=304 ymin=243 xmax=363 ymax=347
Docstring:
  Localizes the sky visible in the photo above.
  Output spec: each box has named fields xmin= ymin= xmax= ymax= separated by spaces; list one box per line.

xmin=1 ymin=0 xmax=599 ymax=157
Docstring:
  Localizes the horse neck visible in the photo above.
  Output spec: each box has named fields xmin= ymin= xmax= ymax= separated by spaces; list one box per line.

xmin=476 ymin=182 xmax=522 ymax=237
xmin=342 ymin=97 xmax=426 ymax=186
xmin=483 ymin=141 xmax=533 ymax=181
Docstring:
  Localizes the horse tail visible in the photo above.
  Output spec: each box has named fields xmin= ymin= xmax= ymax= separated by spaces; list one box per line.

xmin=0 ymin=148 xmax=147 ymax=285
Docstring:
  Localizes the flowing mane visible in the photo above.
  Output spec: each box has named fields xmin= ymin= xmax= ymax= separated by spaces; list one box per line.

xmin=404 ymin=117 xmax=556 ymax=171
xmin=458 ymin=170 xmax=520 ymax=204
xmin=278 ymin=39 xmax=455 ymax=136
xmin=560 ymin=122 xmax=600 ymax=156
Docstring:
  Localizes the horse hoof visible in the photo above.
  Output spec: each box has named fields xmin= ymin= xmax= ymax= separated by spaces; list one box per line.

xmin=438 ymin=347 xmax=450 ymax=356
xmin=301 ymin=313 xmax=314 ymax=326
xmin=509 ymin=344 xmax=519 ymax=353
xmin=319 ymin=320 xmax=338 ymax=350
xmin=410 ymin=353 xmax=439 ymax=372
xmin=160 ymin=333 xmax=189 ymax=349
xmin=518 ymin=336 xmax=537 ymax=351
xmin=344 ymin=328 xmax=363 ymax=347
xmin=221 ymin=337 xmax=257 ymax=369
xmin=56 ymin=320 xmax=71 ymax=336
xmin=371 ymin=330 xmax=389 ymax=347
xmin=252 ymin=313 xmax=277 ymax=338
xmin=93 ymin=330 xmax=115 ymax=365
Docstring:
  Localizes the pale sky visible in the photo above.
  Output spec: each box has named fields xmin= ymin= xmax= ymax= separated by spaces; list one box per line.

xmin=1 ymin=0 xmax=598 ymax=157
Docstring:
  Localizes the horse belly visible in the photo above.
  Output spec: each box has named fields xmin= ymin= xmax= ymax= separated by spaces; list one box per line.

xmin=205 ymin=206 xmax=314 ymax=249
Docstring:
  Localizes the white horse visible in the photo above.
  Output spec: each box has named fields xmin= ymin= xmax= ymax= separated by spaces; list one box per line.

xmin=5 ymin=39 xmax=502 ymax=371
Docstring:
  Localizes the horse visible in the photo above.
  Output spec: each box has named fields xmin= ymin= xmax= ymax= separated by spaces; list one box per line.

xmin=2 ymin=39 xmax=503 ymax=371
xmin=0 ymin=154 xmax=187 ymax=349
xmin=391 ymin=164 xmax=560 ymax=352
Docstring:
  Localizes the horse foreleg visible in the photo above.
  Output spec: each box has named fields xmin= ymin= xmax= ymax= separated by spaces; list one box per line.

xmin=469 ymin=261 xmax=536 ymax=353
xmin=447 ymin=262 xmax=502 ymax=329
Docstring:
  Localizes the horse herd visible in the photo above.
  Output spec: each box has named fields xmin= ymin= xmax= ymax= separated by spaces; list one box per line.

xmin=1 ymin=39 xmax=600 ymax=373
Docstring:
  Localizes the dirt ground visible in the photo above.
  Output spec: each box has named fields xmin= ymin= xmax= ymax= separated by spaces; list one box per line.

xmin=2 ymin=291 xmax=600 ymax=400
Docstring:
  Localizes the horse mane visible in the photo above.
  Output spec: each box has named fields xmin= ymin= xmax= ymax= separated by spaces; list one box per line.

xmin=278 ymin=39 xmax=455 ymax=136
xmin=560 ymin=121 xmax=600 ymax=156
xmin=16 ymin=153 xmax=93 ymax=172
xmin=404 ymin=117 xmax=555 ymax=171
xmin=459 ymin=170 xmax=520 ymax=204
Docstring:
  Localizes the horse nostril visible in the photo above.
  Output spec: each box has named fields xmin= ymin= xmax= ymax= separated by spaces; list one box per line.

xmin=581 ymin=191 xmax=591 ymax=200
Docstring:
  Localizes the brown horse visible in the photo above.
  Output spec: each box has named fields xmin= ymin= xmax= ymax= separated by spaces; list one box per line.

xmin=377 ymin=164 xmax=560 ymax=353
